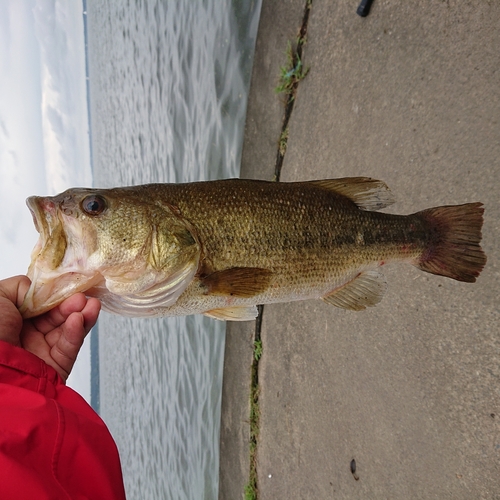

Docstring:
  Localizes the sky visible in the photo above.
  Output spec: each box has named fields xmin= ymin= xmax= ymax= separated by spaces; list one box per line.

xmin=0 ymin=0 xmax=93 ymax=401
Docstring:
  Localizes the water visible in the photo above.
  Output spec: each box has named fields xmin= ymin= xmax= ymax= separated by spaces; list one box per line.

xmin=85 ymin=1 xmax=262 ymax=498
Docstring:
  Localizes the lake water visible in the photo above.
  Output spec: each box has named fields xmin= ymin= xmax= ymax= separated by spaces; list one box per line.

xmin=85 ymin=1 xmax=262 ymax=498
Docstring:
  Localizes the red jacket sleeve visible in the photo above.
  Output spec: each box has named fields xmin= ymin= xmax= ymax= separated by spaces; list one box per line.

xmin=0 ymin=340 xmax=126 ymax=500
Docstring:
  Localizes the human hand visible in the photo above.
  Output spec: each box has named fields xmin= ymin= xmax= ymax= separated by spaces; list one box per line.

xmin=0 ymin=275 xmax=101 ymax=380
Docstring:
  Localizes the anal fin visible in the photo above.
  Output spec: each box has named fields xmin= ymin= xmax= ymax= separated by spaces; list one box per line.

xmin=204 ymin=305 xmax=259 ymax=321
xmin=322 ymin=270 xmax=387 ymax=311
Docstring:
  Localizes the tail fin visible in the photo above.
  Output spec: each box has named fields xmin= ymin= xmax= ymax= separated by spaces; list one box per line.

xmin=416 ymin=203 xmax=486 ymax=282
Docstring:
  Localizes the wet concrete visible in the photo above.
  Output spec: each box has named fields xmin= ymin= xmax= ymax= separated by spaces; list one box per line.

xmin=219 ymin=1 xmax=500 ymax=498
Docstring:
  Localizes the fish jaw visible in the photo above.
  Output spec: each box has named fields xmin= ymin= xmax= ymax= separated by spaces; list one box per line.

xmin=20 ymin=195 xmax=103 ymax=318
xmin=20 ymin=267 xmax=105 ymax=319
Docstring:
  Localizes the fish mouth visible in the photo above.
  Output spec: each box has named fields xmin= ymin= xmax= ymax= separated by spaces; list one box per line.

xmin=29 ymin=204 xmax=41 ymax=233
xmin=24 ymin=196 xmax=64 ymax=268
xmin=20 ymin=196 xmax=103 ymax=319
xmin=26 ymin=196 xmax=48 ymax=247
xmin=20 ymin=270 xmax=104 ymax=319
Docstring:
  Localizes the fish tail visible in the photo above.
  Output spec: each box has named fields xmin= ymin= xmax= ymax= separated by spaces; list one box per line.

xmin=415 ymin=203 xmax=486 ymax=282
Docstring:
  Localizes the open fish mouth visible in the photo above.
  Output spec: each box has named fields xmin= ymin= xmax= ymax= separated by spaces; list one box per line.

xmin=20 ymin=196 xmax=103 ymax=319
xmin=25 ymin=196 xmax=67 ymax=271
xmin=26 ymin=197 xmax=48 ymax=254
xmin=29 ymin=202 xmax=41 ymax=233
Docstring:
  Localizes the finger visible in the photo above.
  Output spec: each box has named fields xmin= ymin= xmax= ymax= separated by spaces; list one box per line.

xmin=22 ymin=315 xmax=85 ymax=381
xmin=0 ymin=276 xmax=32 ymax=346
xmin=20 ymin=328 xmax=68 ymax=379
xmin=49 ymin=299 xmax=100 ymax=378
xmin=40 ymin=296 xmax=101 ymax=348
xmin=49 ymin=311 xmax=88 ymax=379
xmin=81 ymin=297 xmax=101 ymax=333
xmin=0 ymin=275 xmax=32 ymax=307
xmin=31 ymin=293 xmax=88 ymax=335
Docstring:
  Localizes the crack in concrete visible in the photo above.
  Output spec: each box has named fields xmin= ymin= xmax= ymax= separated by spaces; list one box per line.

xmin=245 ymin=2 xmax=312 ymax=498
xmin=274 ymin=0 xmax=312 ymax=182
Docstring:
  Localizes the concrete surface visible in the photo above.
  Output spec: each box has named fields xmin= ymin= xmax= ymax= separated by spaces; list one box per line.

xmin=219 ymin=1 xmax=500 ymax=499
xmin=219 ymin=1 xmax=308 ymax=498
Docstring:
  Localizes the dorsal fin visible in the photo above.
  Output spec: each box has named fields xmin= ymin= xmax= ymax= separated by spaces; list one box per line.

xmin=308 ymin=177 xmax=395 ymax=211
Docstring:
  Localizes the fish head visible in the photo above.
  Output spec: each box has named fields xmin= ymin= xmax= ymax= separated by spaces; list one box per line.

xmin=20 ymin=187 xmax=200 ymax=318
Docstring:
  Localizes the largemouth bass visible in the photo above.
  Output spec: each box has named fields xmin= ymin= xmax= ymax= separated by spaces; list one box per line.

xmin=20 ymin=178 xmax=486 ymax=321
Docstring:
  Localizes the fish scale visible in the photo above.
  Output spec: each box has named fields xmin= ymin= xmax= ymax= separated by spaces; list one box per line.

xmin=157 ymin=181 xmax=421 ymax=280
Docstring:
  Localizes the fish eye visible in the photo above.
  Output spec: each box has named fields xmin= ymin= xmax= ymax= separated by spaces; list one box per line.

xmin=81 ymin=195 xmax=107 ymax=216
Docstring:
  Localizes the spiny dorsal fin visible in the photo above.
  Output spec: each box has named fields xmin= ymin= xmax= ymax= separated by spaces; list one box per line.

xmin=322 ymin=269 xmax=387 ymax=311
xmin=201 ymin=267 xmax=272 ymax=298
xmin=308 ymin=177 xmax=395 ymax=211
xmin=204 ymin=305 xmax=259 ymax=321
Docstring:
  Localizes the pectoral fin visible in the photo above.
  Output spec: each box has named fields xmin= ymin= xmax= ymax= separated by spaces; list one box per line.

xmin=204 ymin=305 xmax=259 ymax=321
xmin=202 ymin=267 xmax=272 ymax=298
xmin=322 ymin=270 xmax=387 ymax=311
